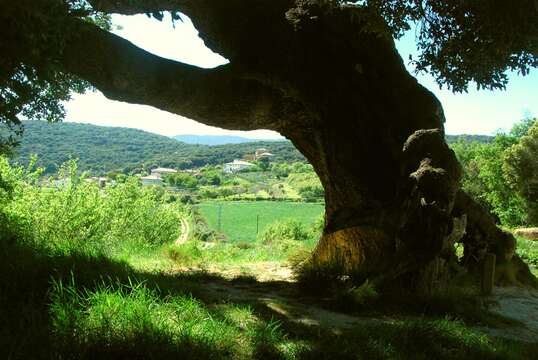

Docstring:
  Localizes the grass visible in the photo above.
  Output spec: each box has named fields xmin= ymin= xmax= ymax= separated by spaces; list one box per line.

xmin=4 ymin=243 xmax=535 ymax=360
xmin=197 ymin=201 xmax=324 ymax=243
xmin=3 ymin=225 xmax=538 ymax=359
xmin=2 ymin=158 xmax=538 ymax=359
xmin=516 ymin=236 xmax=538 ymax=276
xmin=44 ymin=276 xmax=538 ymax=360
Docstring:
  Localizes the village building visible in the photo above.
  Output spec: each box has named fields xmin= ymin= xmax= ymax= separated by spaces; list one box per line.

xmin=254 ymin=148 xmax=274 ymax=160
xmin=86 ymin=176 xmax=108 ymax=188
xmin=140 ymin=174 xmax=163 ymax=186
xmin=150 ymin=167 xmax=178 ymax=177
xmin=223 ymin=159 xmax=255 ymax=174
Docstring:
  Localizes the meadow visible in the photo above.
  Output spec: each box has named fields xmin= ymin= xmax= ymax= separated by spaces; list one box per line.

xmin=196 ymin=201 xmax=324 ymax=243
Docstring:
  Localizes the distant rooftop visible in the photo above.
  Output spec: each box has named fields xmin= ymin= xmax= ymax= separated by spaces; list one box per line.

xmin=151 ymin=167 xmax=177 ymax=173
xmin=141 ymin=174 xmax=162 ymax=180
xmin=227 ymin=160 xmax=255 ymax=166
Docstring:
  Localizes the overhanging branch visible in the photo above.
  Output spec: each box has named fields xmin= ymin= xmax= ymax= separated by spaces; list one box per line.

xmin=59 ymin=17 xmax=295 ymax=130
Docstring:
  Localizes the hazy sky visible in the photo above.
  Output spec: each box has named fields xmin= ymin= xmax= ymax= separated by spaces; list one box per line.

xmin=65 ymin=13 xmax=538 ymax=138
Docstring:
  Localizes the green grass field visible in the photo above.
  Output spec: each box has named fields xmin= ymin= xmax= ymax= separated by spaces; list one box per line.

xmin=197 ymin=201 xmax=324 ymax=243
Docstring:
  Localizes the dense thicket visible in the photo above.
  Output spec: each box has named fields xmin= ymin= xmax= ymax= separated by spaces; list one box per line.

xmin=504 ymin=121 xmax=538 ymax=225
xmin=452 ymin=118 xmax=537 ymax=227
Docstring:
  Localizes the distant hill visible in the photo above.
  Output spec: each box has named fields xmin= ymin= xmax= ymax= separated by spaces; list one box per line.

xmin=173 ymin=134 xmax=282 ymax=145
xmin=8 ymin=121 xmax=495 ymax=175
xmin=445 ymin=134 xmax=494 ymax=144
xmin=10 ymin=121 xmax=305 ymax=175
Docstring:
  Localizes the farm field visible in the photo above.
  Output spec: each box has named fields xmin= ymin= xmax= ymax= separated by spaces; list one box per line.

xmin=197 ymin=200 xmax=324 ymax=243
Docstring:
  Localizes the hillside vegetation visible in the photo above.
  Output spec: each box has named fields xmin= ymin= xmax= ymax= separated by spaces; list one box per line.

xmin=172 ymin=134 xmax=282 ymax=145
xmin=10 ymin=121 xmax=305 ymax=174
xmin=10 ymin=121 xmax=494 ymax=176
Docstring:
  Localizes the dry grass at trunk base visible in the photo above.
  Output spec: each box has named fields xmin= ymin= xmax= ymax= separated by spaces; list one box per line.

xmin=514 ymin=228 xmax=538 ymax=241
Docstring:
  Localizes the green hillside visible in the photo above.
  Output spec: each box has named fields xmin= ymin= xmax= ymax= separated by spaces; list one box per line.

xmin=9 ymin=121 xmax=493 ymax=175
xmin=445 ymin=134 xmax=494 ymax=144
xmin=10 ymin=121 xmax=305 ymax=174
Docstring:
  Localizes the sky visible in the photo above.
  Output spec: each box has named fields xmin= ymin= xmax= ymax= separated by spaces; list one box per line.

xmin=64 ymin=13 xmax=538 ymax=138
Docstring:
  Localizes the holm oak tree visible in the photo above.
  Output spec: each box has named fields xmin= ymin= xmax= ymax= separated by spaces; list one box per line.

xmin=1 ymin=0 xmax=537 ymax=292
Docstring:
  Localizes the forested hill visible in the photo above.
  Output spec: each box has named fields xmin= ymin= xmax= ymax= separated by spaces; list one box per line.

xmin=445 ymin=134 xmax=494 ymax=144
xmin=172 ymin=134 xmax=282 ymax=145
xmin=11 ymin=121 xmax=305 ymax=175
xmin=9 ymin=121 xmax=493 ymax=175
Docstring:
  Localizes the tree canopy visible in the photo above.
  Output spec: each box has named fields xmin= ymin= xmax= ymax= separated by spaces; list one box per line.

xmin=504 ymin=119 xmax=538 ymax=225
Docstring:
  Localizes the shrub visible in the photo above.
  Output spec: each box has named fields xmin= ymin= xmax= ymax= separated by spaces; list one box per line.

xmin=259 ymin=219 xmax=310 ymax=245
xmin=0 ymin=157 xmax=182 ymax=255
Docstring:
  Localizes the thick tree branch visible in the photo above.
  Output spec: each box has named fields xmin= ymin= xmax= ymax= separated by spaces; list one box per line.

xmin=89 ymin=0 xmax=290 ymax=16
xmin=89 ymin=0 xmax=294 ymax=62
xmin=89 ymin=0 xmax=207 ymax=15
xmin=59 ymin=17 xmax=296 ymax=130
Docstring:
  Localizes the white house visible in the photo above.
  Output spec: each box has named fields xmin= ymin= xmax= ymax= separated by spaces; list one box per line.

xmin=140 ymin=174 xmax=163 ymax=186
xmin=223 ymin=160 xmax=255 ymax=174
xmin=151 ymin=167 xmax=178 ymax=177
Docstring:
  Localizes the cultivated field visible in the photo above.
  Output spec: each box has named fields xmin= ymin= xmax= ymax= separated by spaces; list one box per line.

xmin=197 ymin=201 xmax=324 ymax=243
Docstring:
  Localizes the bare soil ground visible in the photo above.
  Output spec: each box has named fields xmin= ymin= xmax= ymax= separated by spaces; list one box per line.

xmin=476 ymin=286 xmax=538 ymax=343
xmin=175 ymin=263 xmax=538 ymax=343
xmin=175 ymin=218 xmax=190 ymax=245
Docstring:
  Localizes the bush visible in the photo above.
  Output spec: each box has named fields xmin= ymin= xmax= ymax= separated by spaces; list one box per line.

xmin=258 ymin=219 xmax=310 ymax=244
xmin=503 ymin=120 xmax=538 ymax=225
xmin=0 ymin=157 xmax=182 ymax=255
xmin=298 ymin=185 xmax=324 ymax=202
xmin=452 ymin=131 xmax=527 ymax=227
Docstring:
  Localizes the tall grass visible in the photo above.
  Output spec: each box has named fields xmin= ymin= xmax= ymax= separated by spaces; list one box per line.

xmin=516 ymin=236 xmax=538 ymax=276
xmin=0 ymin=157 xmax=186 ymax=359
xmin=166 ymin=217 xmax=321 ymax=268
xmin=1 ymin=157 xmax=182 ymax=257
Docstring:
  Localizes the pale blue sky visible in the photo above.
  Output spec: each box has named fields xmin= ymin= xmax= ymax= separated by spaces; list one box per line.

xmin=65 ymin=13 xmax=537 ymax=138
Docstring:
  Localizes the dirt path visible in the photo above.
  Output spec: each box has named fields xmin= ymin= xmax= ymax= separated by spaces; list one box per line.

xmin=202 ymin=279 xmax=391 ymax=333
xmin=476 ymin=286 xmax=538 ymax=343
xmin=184 ymin=265 xmax=538 ymax=342
xmin=175 ymin=217 xmax=190 ymax=245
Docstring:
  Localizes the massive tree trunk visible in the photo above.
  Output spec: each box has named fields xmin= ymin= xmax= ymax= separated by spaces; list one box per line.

xmin=6 ymin=0 xmax=535 ymax=292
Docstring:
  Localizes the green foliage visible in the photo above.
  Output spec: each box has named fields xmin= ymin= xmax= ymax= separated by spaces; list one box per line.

xmin=0 ymin=0 xmax=114 ymax=154
xmin=259 ymin=219 xmax=310 ymax=244
xmin=287 ymin=172 xmax=324 ymax=202
xmin=362 ymin=0 xmax=538 ymax=92
xmin=0 ymin=157 xmax=181 ymax=256
xmin=165 ymin=172 xmax=198 ymax=190
xmin=48 ymin=276 xmax=270 ymax=359
xmin=10 ymin=121 xmax=306 ymax=174
xmin=256 ymin=157 xmax=271 ymax=171
xmin=516 ymin=237 xmax=538 ymax=271
xmin=298 ymin=185 xmax=324 ymax=202
xmin=451 ymin=119 xmax=536 ymax=227
xmin=197 ymin=201 xmax=324 ymax=243
xmin=503 ymin=119 xmax=538 ymax=225
xmin=445 ymin=134 xmax=494 ymax=144
xmin=1 ymin=156 xmax=537 ymax=359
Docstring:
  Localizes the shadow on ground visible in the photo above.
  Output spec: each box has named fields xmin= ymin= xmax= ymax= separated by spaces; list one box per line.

xmin=2 ymin=238 xmax=537 ymax=360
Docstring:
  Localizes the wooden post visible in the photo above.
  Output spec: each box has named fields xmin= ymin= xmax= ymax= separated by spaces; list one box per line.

xmin=256 ymin=215 xmax=259 ymax=235
xmin=481 ymin=253 xmax=496 ymax=295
